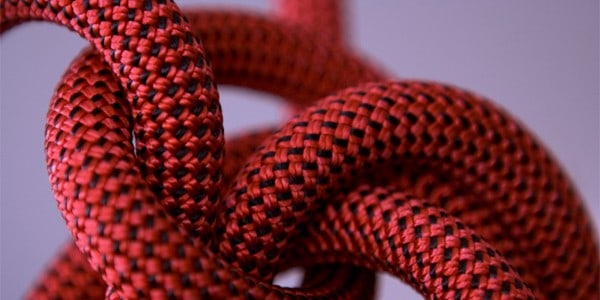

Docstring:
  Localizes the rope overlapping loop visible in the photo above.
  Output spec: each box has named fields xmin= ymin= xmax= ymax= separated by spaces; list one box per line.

xmin=1 ymin=0 xmax=598 ymax=299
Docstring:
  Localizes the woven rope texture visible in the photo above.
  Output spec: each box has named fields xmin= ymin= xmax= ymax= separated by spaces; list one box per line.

xmin=0 ymin=0 xmax=598 ymax=299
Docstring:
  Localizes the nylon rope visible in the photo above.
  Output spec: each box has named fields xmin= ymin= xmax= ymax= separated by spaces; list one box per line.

xmin=0 ymin=0 xmax=598 ymax=299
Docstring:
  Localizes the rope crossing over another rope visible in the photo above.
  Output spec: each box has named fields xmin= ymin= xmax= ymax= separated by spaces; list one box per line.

xmin=1 ymin=0 xmax=598 ymax=299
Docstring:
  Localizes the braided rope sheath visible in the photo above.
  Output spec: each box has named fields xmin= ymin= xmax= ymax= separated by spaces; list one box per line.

xmin=1 ymin=0 xmax=598 ymax=299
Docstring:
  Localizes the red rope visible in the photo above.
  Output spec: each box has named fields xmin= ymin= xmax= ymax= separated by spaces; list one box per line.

xmin=1 ymin=1 xmax=597 ymax=299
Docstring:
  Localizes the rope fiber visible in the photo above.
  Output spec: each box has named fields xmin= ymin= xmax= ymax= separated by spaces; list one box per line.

xmin=1 ymin=0 xmax=598 ymax=299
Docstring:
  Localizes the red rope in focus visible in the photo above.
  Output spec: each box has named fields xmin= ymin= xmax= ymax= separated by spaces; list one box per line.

xmin=0 ymin=1 xmax=598 ymax=299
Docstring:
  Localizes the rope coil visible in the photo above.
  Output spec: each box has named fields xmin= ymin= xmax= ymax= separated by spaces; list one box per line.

xmin=1 ymin=0 xmax=597 ymax=299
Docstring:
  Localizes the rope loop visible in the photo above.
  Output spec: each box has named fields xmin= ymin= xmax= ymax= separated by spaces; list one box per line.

xmin=1 ymin=0 xmax=597 ymax=299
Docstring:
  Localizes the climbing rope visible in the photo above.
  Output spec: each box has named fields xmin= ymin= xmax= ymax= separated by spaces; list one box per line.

xmin=1 ymin=0 xmax=598 ymax=299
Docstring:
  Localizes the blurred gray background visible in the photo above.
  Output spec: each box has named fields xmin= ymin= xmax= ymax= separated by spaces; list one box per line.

xmin=1 ymin=1 xmax=598 ymax=299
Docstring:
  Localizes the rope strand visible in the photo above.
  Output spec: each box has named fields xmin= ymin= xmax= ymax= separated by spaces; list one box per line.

xmin=1 ymin=0 xmax=597 ymax=299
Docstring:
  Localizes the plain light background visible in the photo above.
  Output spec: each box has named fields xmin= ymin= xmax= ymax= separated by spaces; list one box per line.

xmin=1 ymin=1 xmax=598 ymax=299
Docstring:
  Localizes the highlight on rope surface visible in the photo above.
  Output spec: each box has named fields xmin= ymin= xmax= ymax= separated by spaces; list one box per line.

xmin=0 ymin=0 xmax=598 ymax=299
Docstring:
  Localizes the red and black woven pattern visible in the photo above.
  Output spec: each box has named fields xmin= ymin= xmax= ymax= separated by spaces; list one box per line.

xmin=1 ymin=0 xmax=598 ymax=299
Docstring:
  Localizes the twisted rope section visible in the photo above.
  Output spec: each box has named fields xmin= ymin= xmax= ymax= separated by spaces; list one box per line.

xmin=1 ymin=0 xmax=598 ymax=299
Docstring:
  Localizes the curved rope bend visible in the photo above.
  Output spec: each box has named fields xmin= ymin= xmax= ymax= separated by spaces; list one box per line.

xmin=0 ymin=0 xmax=598 ymax=299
